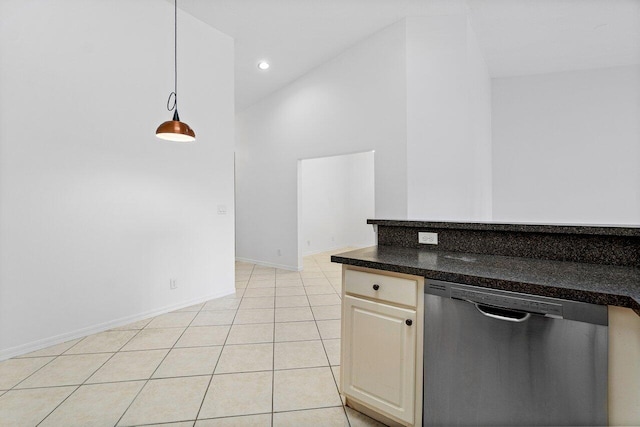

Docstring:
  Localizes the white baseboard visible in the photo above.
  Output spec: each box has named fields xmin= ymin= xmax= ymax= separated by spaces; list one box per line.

xmin=302 ymin=244 xmax=356 ymax=257
xmin=235 ymin=257 xmax=301 ymax=272
xmin=0 ymin=289 xmax=235 ymax=361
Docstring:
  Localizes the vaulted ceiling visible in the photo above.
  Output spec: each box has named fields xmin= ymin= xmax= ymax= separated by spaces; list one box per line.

xmin=178 ymin=0 xmax=640 ymax=111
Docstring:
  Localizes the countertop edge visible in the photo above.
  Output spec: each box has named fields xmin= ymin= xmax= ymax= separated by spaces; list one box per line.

xmin=367 ymin=219 xmax=640 ymax=237
xmin=331 ymin=255 xmax=640 ymax=317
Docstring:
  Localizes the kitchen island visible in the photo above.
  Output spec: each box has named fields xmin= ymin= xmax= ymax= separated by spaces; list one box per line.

xmin=332 ymin=220 xmax=640 ymax=427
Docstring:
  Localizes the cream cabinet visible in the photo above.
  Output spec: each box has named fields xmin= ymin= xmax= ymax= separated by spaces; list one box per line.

xmin=341 ymin=267 xmax=424 ymax=427
xmin=609 ymin=305 xmax=640 ymax=426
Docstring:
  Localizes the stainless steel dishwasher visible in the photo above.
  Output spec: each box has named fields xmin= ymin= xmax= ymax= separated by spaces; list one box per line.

xmin=423 ymin=279 xmax=608 ymax=427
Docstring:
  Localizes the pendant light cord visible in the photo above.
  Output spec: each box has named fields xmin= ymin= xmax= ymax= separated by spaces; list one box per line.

xmin=174 ymin=0 xmax=178 ymax=106
xmin=166 ymin=0 xmax=178 ymax=113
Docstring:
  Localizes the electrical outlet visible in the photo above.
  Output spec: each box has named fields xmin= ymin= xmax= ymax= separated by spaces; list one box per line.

xmin=418 ymin=232 xmax=438 ymax=245
xmin=170 ymin=279 xmax=177 ymax=289
xmin=217 ymin=205 xmax=227 ymax=215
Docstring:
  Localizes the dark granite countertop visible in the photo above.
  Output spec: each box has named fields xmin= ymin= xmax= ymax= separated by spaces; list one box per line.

xmin=368 ymin=219 xmax=640 ymax=237
xmin=331 ymin=246 xmax=640 ymax=316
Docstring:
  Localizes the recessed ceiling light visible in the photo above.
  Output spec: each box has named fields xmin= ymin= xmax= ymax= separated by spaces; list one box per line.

xmin=258 ymin=61 xmax=270 ymax=70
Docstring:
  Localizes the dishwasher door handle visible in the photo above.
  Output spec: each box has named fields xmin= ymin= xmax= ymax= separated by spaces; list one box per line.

xmin=474 ymin=303 xmax=531 ymax=323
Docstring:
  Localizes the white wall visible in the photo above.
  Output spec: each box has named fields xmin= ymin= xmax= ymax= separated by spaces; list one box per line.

xmin=492 ymin=66 xmax=640 ymax=224
xmin=236 ymin=21 xmax=408 ymax=269
xmin=300 ymin=152 xmax=375 ymax=256
xmin=405 ymin=16 xmax=492 ymax=220
xmin=0 ymin=0 xmax=235 ymax=359
xmin=466 ymin=20 xmax=493 ymax=220
xmin=343 ymin=151 xmax=377 ymax=247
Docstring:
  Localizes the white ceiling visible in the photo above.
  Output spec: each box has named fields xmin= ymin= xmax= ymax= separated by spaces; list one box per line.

xmin=468 ymin=0 xmax=640 ymax=78
xmin=178 ymin=0 xmax=640 ymax=112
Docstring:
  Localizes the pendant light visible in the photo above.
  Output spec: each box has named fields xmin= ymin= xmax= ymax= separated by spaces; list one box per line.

xmin=156 ymin=0 xmax=196 ymax=142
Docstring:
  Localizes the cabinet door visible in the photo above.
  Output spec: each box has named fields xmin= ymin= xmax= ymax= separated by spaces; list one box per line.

xmin=342 ymin=295 xmax=416 ymax=425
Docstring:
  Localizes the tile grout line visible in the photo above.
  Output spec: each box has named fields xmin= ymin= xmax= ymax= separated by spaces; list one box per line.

xmin=193 ymin=262 xmax=254 ymax=424
xmin=271 ymin=267 xmax=277 ymax=427
xmin=320 ymin=259 xmax=352 ymax=426
xmin=32 ymin=385 xmax=80 ymax=426
xmin=114 ymin=297 xmax=213 ymax=427
xmin=8 ymin=333 xmax=92 ymax=391
xmin=270 ymin=254 xmax=348 ymax=423
xmin=248 ymin=262 xmax=277 ymax=426
xmin=36 ymin=326 xmax=149 ymax=426
xmin=304 ymin=262 xmax=354 ymax=427
xmin=271 ymin=403 xmax=347 ymax=415
xmin=7 ymin=357 xmax=62 ymax=391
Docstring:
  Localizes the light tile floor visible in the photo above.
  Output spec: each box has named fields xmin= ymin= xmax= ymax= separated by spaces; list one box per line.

xmin=0 ymin=250 xmax=385 ymax=426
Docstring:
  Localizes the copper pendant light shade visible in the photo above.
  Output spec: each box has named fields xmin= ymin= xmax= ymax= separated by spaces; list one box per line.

xmin=156 ymin=110 xmax=195 ymax=142
xmin=156 ymin=0 xmax=196 ymax=142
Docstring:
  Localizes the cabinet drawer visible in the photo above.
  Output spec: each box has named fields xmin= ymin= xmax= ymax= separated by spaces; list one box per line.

xmin=345 ymin=269 xmax=417 ymax=307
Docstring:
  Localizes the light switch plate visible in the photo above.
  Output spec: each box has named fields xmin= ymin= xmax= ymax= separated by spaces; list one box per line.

xmin=418 ymin=232 xmax=438 ymax=245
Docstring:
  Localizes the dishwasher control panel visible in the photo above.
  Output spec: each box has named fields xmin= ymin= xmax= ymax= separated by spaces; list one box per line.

xmin=450 ymin=287 xmax=564 ymax=317
xmin=426 ymin=279 xmax=608 ymax=326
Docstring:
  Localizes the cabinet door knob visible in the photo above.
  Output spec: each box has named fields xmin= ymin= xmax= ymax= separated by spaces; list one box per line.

xmin=372 ymin=284 xmax=380 ymax=291
xmin=405 ymin=319 xmax=413 ymax=326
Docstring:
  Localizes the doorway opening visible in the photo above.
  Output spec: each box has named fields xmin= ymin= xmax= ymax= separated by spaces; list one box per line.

xmin=297 ymin=151 xmax=375 ymax=268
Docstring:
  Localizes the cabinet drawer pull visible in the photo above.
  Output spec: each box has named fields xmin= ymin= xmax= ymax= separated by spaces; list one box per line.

xmin=373 ymin=284 xmax=380 ymax=291
xmin=405 ymin=319 xmax=413 ymax=326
